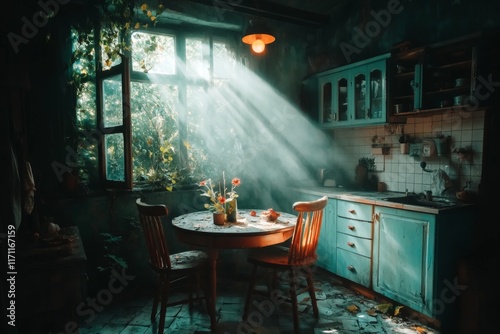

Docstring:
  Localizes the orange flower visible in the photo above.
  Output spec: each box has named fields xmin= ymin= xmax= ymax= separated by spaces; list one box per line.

xmin=231 ymin=178 xmax=241 ymax=187
xmin=218 ymin=196 xmax=226 ymax=204
xmin=199 ymin=180 xmax=206 ymax=186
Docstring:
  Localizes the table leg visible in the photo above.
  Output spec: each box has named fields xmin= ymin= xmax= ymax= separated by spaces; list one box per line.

xmin=208 ymin=248 xmax=218 ymax=331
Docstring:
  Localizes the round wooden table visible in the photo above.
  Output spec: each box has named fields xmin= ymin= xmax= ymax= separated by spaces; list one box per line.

xmin=172 ymin=209 xmax=297 ymax=331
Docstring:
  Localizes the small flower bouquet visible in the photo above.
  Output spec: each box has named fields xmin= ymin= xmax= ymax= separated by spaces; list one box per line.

xmin=199 ymin=172 xmax=241 ymax=219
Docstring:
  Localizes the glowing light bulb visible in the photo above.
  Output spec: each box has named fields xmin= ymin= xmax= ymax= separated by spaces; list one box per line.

xmin=251 ymin=39 xmax=265 ymax=53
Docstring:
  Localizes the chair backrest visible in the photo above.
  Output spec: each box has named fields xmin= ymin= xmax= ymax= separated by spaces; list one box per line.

xmin=288 ymin=196 xmax=328 ymax=265
xmin=136 ymin=198 xmax=172 ymax=269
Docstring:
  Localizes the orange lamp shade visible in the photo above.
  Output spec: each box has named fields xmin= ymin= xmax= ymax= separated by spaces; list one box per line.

xmin=242 ymin=19 xmax=275 ymax=54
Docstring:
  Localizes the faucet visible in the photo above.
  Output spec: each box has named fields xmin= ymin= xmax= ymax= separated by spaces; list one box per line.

xmin=420 ymin=161 xmax=433 ymax=173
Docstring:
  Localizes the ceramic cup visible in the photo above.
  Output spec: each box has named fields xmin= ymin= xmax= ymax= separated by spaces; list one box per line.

xmin=453 ymin=95 xmax=467 ymax=106
xmin=455 ymin=78 xmax=466 ymax=87
xmin=400 ymin=142 xmax=409 ymax=154
xmin=394 ymin=104 xmax=404 ymax=113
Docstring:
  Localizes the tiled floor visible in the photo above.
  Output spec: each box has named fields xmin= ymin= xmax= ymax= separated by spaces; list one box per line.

xmin=18 ymin=250 xmax=441 ymax=334
xmin=74 ymin=251 xmax=440 ymax=334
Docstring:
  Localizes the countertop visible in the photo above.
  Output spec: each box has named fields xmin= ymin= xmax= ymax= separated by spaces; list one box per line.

xmin=296 ymin=186 xmax=476 ymax=214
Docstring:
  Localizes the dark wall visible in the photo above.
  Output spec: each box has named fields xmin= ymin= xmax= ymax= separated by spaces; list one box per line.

xmin=307 ymin=0 xmax=500 ymax=71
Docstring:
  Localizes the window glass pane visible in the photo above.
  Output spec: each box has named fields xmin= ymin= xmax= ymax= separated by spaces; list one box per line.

xmin=76 ymin=81 xmax=98 ymax=186
xmin=213 ymin=40 xmax=236 ymax=79
xmin=184 ymin=86 xmax=214 ymax=178
xmin=105 ymin=133 xmax=125 ymax=181
xmin=130 ymin=81 xmax=179 ymax=184
xmin=100 ymin=29 xmax=122 ymax=70
xmin=131 ymin=31 xmax=175 ymax=74
xmin=186 ymin=38 xmax=208 ymax=78
xmin=103 ymin=76 xmax=123 ymax=127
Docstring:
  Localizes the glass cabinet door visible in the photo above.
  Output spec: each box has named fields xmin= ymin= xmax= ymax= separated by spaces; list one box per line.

xmin=317 ymin=53 xmax=389 ymax=128
xmin=336 ymin=76 xmax=349 ymax=123
xmin=369 ymin=68 xmax=383 ymax=120
xmin=353 ymin=69 xmax=367 ymax=121
xmin=319 ymin=77 xmax=333 ymax=125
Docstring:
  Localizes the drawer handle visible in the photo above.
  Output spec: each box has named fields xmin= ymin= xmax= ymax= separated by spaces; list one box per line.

xmin=347 ymin=225 xmax=355 ymax=230
xmin=348 ymin=209 xmax=356 ymax=214
xmin=347 ymin=242 xmax=355 ymax=247
xmin=347 ymin=265 xmax=355 ymax=271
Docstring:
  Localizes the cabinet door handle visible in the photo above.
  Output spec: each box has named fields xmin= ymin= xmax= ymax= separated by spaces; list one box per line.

xmin=347 ymin=225 xmax=355 ymax=230
xmin=348 ymin=209 xmax=356 ymax=214
xmin=347 ymin=242 xmax=355 ymax=247
xmin=347 ymin=265 xmax=355 ymax=271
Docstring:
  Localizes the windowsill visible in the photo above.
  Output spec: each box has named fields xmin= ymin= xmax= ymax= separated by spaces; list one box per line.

xmin=48 ymin=183 xmax=200 ymax=200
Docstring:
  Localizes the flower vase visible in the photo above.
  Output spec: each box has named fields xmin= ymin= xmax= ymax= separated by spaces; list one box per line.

xmin=213 ymin=212 xmax=225 ymax=225
xmin=226 ymin=199 xmax=238 ymax=223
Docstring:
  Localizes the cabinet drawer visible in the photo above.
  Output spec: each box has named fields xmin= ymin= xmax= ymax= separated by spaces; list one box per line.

xmin=336 ymin=248 xmax=371 ymax=287
xmin=337 ymin=200 xmax=372 ymax=221
xmin=337 ymin=217 xmax=372 ymax=239
xmin=337 ymin=232 xmax=371 ymax=258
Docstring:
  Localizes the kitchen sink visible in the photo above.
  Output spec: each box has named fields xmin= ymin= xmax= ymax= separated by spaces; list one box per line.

xmin=380 ymin=195 xmax=459 ymax=209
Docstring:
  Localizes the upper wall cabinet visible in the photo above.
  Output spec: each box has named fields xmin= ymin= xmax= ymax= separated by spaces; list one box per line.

xmin=318 ymin=53 xmax=390 ymax=128
xmin=389 ymin=31 xmax=498 ymax=118
xmin=311 ymin=32 xmax=499 ymax=127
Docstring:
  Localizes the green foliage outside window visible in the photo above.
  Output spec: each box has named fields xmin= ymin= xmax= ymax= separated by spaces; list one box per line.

xmin=70 ymin=4 xmax=240 ymax=192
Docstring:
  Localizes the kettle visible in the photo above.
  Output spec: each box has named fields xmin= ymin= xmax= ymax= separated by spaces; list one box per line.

xmin=318 ymin=169 xmax=336 ymax=187
xmin=317 ymin=169 xmax=329 ymax=184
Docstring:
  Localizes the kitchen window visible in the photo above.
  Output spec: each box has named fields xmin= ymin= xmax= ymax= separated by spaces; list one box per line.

xmin=74 ymin=27 xmax=240 ymax=191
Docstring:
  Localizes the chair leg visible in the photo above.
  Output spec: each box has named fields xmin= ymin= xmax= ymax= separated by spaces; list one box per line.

xmin=188 ymin=272 xmax=194 ymax=310
xmin=195 ymin=270 xmax=201 ymax=300
xmin=305 ymin=268 xmax=319 ymax=318
xmin=158 ymin=275 xmax=170 ymax=334
xmin=243 ymin=264 xmax=258 ymax=320
xmin=288 ymin=268 xmax=300 ymax=334
xmin=151 ymin=273 xmax=163 ymax=321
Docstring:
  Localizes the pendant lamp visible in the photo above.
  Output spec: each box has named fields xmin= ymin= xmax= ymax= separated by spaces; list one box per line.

xmin=242 ymin=19 xmax=275 ymax=54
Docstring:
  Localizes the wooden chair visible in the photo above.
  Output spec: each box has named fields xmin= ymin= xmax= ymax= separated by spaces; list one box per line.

xmin=242 ymin=196 xmax=328 ymax=334
xmin=136 ymin=198 xmax=211 ymax=334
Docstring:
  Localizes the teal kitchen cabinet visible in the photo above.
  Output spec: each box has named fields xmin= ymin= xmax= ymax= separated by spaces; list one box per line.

xmin=335 ymin=200 xmax=373 ymax=287
xmin=372 ymin=205 xmax=476 ymax=331
xmin=318 ymin=53 xmax=390 ymax=128
xmin=297 ymin=192 xmax=337 ymax=273
xmin=372 ymin=207 xmax=435 ymax=315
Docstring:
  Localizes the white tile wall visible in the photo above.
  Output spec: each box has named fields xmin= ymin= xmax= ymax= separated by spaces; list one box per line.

xmin=330 ymin=110 xmax=485 ymax=197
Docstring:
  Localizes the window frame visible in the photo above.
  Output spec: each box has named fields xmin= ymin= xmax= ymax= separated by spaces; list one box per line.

xmin=95 ymin=26 xmax=239 ymax=190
